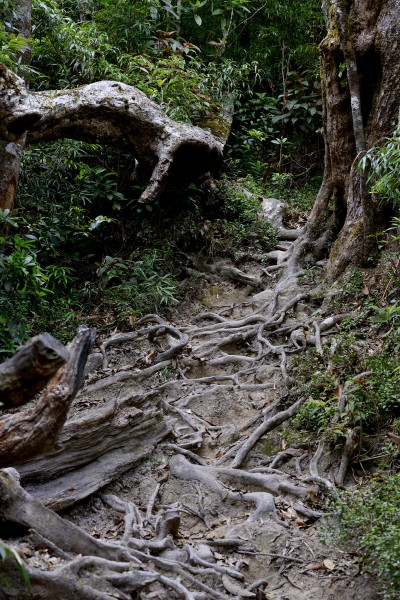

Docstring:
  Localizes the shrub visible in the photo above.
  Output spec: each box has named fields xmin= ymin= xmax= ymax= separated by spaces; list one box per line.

xmin=328 ymin=475 xmax=400 ymax=599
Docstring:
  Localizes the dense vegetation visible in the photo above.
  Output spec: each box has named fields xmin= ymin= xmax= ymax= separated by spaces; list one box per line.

xmin=0 ymin=0 xmax=323 ymax=354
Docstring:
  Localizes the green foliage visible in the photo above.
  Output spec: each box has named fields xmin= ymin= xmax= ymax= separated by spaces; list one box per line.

xmin=292 ymin=398 xmax=335 ymax=432
xmin=0 ymin=23 xmax=29 ymax=69
xmin=97 ymin=250 xmax=178 ymax=318
xmin=221 ymin=218 xmax=278 ymax=255
xmin=227 ymin=68 xmax=323 ymax=179
xmin=290 ymin=328 xmax=400 ymax=438
xmin=0 ymin=209 xmax=53 ymax=355
xmin=0 ymin=542 xmax=30 ymax=589
xmin=370 ymin=302 xmax=400 ymax=326
xmin=200 ymin=179 xmax=279 ymax=255
xmin=360 ymin=121 xmax=400 ymax=206
xmin=31 ymin=0 xmax=231 ymax=124
xmin=222 ymin=180 xmax=261 ymax=221
xmin=328 ymin=475 xmax=400 ymax=598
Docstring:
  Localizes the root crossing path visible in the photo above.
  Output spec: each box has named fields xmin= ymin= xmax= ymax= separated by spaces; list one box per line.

xmin=1 ymin=252 xmax=378 ymax=600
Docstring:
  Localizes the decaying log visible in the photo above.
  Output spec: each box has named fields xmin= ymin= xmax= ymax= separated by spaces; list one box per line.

xmin=0 ymin=468 xmax=131 ymax=561
xmin=16 ymin=389 xmax=170 ymax=510
xmin=0 ymin=326 xmax=95 ymax=467
xmin=0 ymin=333 xmax=69 ymax=409
xmin=0 ymin=66 xmax=225 ymax=204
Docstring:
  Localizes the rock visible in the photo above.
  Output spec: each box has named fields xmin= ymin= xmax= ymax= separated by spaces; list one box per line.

xmin=218 ymin=425 xmax=240 ymax=445
xmin=84 ymin=352 xmax=103 ymax=377
xmin=259 ymin=197 xmax=286 ymax=228
xmin=252 ymin=289 xmax=274 ymax=303
xmin=255 ymin=365 xmax=281 ymax=383
xmin=197 ymin=544 xmax=216 ymax=562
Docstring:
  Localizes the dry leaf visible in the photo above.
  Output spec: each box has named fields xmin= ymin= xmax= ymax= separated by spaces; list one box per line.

xmin=305 ymin=562 xmax=324 ymax=571
xmin=323 ymin=558 xmax=335 ymax=571
xmin=333 ymin=385 xmax=342 ymax=398
xmin=294 ymin=518 xmax=308 ymax=528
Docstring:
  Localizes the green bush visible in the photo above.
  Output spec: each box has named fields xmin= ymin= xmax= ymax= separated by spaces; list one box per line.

xmin=97 ymin=250 xmax=178 ymax=322
xmin=360 ymin=121 xmax=400 ymax=206
xmin=292 ymin=398 xmax=335 ymax=432
xmin=328 ymin=475 xmax=400 ymax=599
xmin=221 ymin=219 xmax=278 ymax=255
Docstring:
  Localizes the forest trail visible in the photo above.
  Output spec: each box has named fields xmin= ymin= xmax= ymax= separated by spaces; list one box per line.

xmin=4 ymin=241 xmax=379 ymax=600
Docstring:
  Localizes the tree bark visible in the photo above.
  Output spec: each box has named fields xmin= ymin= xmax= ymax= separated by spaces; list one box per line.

xmin=292 ymin=0 xmax=400 ymax=278
xmin=0 ymin=333 xmax=69 ymax=409
xmin=0 ymin=327 xmax=170 ymax=508
xmin=0 ymin=326 xmax=95 ymax=467
xmin=15 ymin=387 xmax=170 ymax=510
xmin=0 ymin=67 xmax=224 ymax=205
xmin=0 ymin=0 xmax=31 ymax=211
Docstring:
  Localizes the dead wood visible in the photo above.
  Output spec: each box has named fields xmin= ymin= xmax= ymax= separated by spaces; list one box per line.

xmin=16 ymin=388 xmax=170 ymax=510
xmin=0 ymin=67 xmax=224 ymax=205
xmin=0 ymin=468 xmax=131 ymax=561
xmin=0 ymin=332 xmax=69 ymax=409
xmin=0 ymin=326 xmax=95 ymax=467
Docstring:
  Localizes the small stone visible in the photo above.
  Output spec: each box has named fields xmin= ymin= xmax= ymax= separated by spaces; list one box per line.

xmin=218 ymin=425 xmax=240 ymax=445
xmin=197 ymin=544 xmax=215 ymax=562
xmin=255 ymin=365 xmax=280 ymax=383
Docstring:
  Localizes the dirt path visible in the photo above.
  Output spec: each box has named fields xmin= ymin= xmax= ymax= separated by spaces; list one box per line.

xmin=66 ymin=256 xmax=378 ymax=599
xmin=2 ymin=252 xmax=379 ymax=599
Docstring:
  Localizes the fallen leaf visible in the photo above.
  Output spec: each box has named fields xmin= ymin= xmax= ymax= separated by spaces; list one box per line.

xmin=323 ymin=558 xmax=335 ymax=571
xmin=305 ymin=562 xmax=324 ymax=571
xmin=294 ymin=518 xmax=308 ymax=528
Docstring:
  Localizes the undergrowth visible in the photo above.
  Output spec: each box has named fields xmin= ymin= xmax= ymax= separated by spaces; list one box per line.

xmin=283 ymin=249 xmax=400 ymax=599
xmin=325 ymin=475 xmax=400 ymax=599
xmin=0 ymin=144 xmax=284 ymax=356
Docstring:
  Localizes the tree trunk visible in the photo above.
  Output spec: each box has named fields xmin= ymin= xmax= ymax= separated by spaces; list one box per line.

xmin=0 ymin=67 xmax=225 ymax=205
xmin=0 ymin=0 xmax=31 ymax=211
xmin=0 ymin=326 xmax=95 ymax=467
xmin=0 ymin=333 xmax=69 ymax=409
xmin=292 ymin=0 xmax=400 ymax=278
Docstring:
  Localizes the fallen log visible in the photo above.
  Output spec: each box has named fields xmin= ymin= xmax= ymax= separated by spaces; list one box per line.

xmin=16 ymin=388 xmax=170 ymax=510
xmin=0 ymin=326 xmax=95 ymax=467
xmin=0 ymin=327 xmax=170 ymax=509
xmin=0 ymin=333 xmax=69 ymax=409
xmin=0 ymin=67 xmax=225 ymax=205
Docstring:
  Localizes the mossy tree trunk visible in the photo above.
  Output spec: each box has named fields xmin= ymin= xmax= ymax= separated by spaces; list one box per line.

xmin=293 ymin=0 xmax=400 ymax=278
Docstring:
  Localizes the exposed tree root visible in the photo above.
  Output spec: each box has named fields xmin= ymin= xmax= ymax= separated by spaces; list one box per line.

xmin=0 ymin=240 xmax=362 ymax=598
